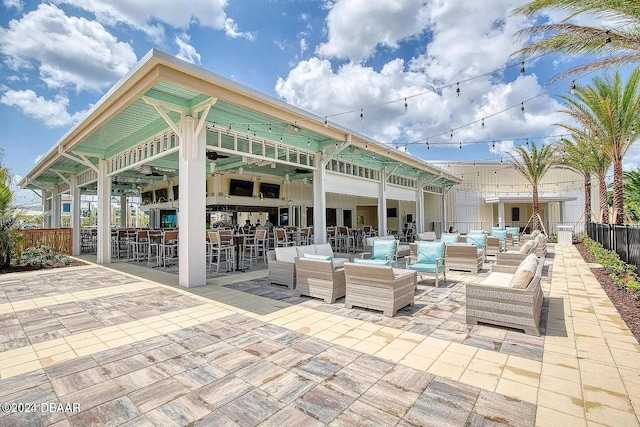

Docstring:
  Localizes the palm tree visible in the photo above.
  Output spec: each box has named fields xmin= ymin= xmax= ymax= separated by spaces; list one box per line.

xmin=559 ymin=69 xmax=640 ymax=224
xmin=507 ymin=143 xmax=559 ymax=231
xmin=623 ymin=169 xmax=640 ymax=222
xmin=0 ymin=159 xmax=19 ymax=269
xmin=512 ymin=0 xmax=640 ymax=82
xmin=559 ymin=132 xmax=612 ymax=223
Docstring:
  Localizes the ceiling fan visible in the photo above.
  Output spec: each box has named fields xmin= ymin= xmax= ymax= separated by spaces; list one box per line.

xmin=140 ymin=165 xmax=163 ymax=176
xmin=293 ymin=167 xmax=312 ymax=174
xmin=206 ymin=150 xmax=231 ymax=161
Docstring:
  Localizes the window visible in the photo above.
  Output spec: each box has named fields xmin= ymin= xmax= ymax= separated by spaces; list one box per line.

xmin=512 ymin=207 xmax=520 ymax=222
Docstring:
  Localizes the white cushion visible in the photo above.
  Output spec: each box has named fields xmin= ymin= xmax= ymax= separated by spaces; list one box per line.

xmin=315 ymin=243 xmax=334 ymax=257
xmin=510 ymin=255 xmax=538 ymax=289
xmin=274 ymin=246 xmax=297 ymax=263
xmin=332 ymin=257 xmax=349 ymax=268
xmin=480 ymin=272 xmax=513 ymax=288
xmin=519 ymin=240 xmax=534 ymax=254
xmin=296 ymin=245 xmax=316 ymax=258
xmin=417 ymin=232 xmax=437 ymax=241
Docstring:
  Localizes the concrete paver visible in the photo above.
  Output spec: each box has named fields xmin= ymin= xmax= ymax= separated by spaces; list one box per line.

xmin=0 ymin=244 xmax=637 ymax=426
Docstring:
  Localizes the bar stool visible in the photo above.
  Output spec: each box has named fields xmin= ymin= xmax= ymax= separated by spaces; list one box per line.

xmin=159 ymin=230 xmax=179 ymax=267
xmin=208 ymin=230 xmax=235 ymax=274
xmin=243 ymin=228 xmax=268 ymax=268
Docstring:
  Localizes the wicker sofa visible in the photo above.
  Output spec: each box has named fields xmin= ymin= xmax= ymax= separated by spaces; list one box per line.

xmin=343 ymin=262 xmax=416 ymax=316
xmin=294 ymin=257 xmax=346 ymax=303
xmin=267 ymin=244 xmax=351 ymax=289
xmin=495 ymin=239 xmax=538 ymax=267
xmin=466 ymin=254 xmax=544 ymax=336
xmin=521 ymin=231 xmax=548 ymax=257
xmin=445 ymin=243 xmax=484 ymax=274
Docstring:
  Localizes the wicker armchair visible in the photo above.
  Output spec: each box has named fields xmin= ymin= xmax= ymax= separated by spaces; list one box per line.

xmin=294 ymin=257 xmax=346 ymax=303
xmin=343 ymin=262 xmax=416 ymax=316
xmin=466 ymin=254 xmax=544 ymax=336
xmin=445 ymin=243 xmax=483 ymax=274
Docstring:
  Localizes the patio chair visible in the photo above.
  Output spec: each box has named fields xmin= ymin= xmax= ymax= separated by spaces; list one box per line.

xmin=416 ymin=231 xmax=437 ymax=241
xmin=208 ymin=230 xmax=235 ymax=274
xmin=343 ymin=262 xmax=416 ymax=316
xmin=359 ymin=238 xmax=399 ymax=267
xmin=440 ymin=233 xmax=460 ymax=244
xmin=407 ymin=241 xmax=446 ymax=287
xmin=275 ymin=228 xmax=294 ymax=247
xmin=491 ymin=229 xmax=508 ymax=251
xmin=445 ymin=243 xmax=483 ymax=274
xmin=506 ymin=227 xmax=520 ymax=245
xmin=462 ymin=233 xmax=487 ymax=260
xmin=486 ymin=236 xmax=502 ymax=257
xmin=294 ymin=257 xmax=346 ymax=303
xmin=242 ymin=228 xmax=268 ymax=269
xmin=159 ymin=230 xmax=179 ymax=268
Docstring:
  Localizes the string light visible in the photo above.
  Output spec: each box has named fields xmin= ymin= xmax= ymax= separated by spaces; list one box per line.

xmin=570 ymin=80 xmax=576 ymax=94
xmin=450 ymin=130 xmax=454 ymax=139
xmin=268 ymin=124 xmax=272 ymax=133
xmin=521 ymin=102 xmax=525 ymax=114
xmin=426 ymin=140 xmax=430 ymax=150
xmin=360 ymin=109 xmax=364 ymax=121
xmin=456 ymin=82 xmax=460 ymax=98
xmin=324 ymin=117 xmax=328 ymax=127
xmin=459 ymin=141 xmax=462 ymax=149
xmin=481 ymin=118 xmax=485 ymax=129
xmin=520 ymin=61 xmax=525 ymax=76
xmin=404 ymin=98 xmax=408 ymax=111
xmin=492 ymin=141 xmax=495 ymax=149
xmin=605 ymin=30 xmax=611 ymax=44
xmin=280 ymin=134 xmax=283 ymax=142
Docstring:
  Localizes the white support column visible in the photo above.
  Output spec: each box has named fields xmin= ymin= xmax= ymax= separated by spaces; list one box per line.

xmin=559 ymin=201 xmax=566 ymax=224
xmin=498 ymin=202 xmax=505 ymax=228
xmin=51 ymin=185 xmax=61 ymax=228
xmin=42 ymin=190 xmax=50 ymax=228
xmin=416 ymin=182 xmax=425 ymax=233
xmin=441 ymin=191 xmax=446 ymax=236
xmin=313 ymin=155 xmax=327 ymax=244
xmin=120 ymin=195 xmax=127 ymax=228
xmin=378 ymin=168 xmax=388 ymax=236
xmin=96 ymin=159 xmax=112 ymax=264
xmin=178 ymin=115 xmax=206 ymax=288
xmin=70 ymin=175 xmax=81 ymax=256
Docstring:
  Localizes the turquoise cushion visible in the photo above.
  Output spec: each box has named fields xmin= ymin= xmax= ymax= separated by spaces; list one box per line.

xmin=372 ymin=239 xmax=397 ymax=260
xmin=506 ymin=227 xmax=519 ymax=237
xmin=491 ymin=229 xmax=507 ymax=242
xmin=440 ymin=233 xmax=459 ymax=244
xmin=303 ymin=253 xmax=332 ymax=261
xmin=466 ymin=234 xmax=487 ymax=248
xmin=416 ymin=242 xmax=445 ymax=263
xmin=408 ymin=263 xmax=444 ymax=273
xmin=353 ymin=258 xmax=392 ymax=266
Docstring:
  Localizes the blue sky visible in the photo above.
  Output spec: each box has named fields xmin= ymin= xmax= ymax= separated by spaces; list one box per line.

xmin=1 ymin=0 xmax=639 ymax=206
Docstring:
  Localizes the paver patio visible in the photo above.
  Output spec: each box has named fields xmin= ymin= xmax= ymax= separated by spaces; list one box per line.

xmin=0 ymin=244 xmax=638 ymax=426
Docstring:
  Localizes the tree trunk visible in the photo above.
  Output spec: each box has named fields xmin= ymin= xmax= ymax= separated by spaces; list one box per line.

xmin=599 ymin=175 xmax=609 ymax=224
xmin=613 ymin=156 xmax=625 ymax=225
xmin=584 ymin=172 xmax=591 ymax=225
xmin=532 ymin=185 xmax=541 ymax=231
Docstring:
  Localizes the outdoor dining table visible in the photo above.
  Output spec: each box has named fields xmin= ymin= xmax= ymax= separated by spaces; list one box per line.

xmin=230 ymin=233 xmax=252 ymax=271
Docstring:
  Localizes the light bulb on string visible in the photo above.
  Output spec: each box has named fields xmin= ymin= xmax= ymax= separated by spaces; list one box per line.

xmin=450 ymin=130 xmax=453 ymax=139
xmin=521 ymin=102 xmax=525 ymax=114
xmin=520 ymin=61 xmax=525 ymax=76
xmin=324 ymin=117 xmax=328 ymax=127
xmin=426 ymin=140 xmax=430 ymax=150
xmin=268 ymin=124 xmax=272 ymax=133
xmin=605 ymin=30 xmax=611 ymax=44
xmin=280 ymin=134 xmax=283 ymax=142
xmin=481 ymin=118 xmax=485 ymax=129
xmin=570 ymin=81 xmax=576 ymax=94
xmin=404 ymin=98 xmax=408 ymax=112
xmin=459 ymin=141 xmax=462 ymax=149
xmin=492 ymin=140 xmax=495 ymax=149
xmin=526 ymin=138 xmax=529 ymax=146
xmin=456 ymin=82 xmax=460 ymax=98
xmin=360 ymin=109 xmax=364 ymax=121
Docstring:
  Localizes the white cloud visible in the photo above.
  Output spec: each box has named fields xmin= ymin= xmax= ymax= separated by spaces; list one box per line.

xmin=54 ymin=0 xmax=229 ymax=40
xmin=224 ymin=17 xmax=256 ymax=41
xmin=317 ymin=0 xmax=429 ymax=61
xmin=0 ymin=89 xmax=87 ymax=127
xmin=3 ymin=0 xmax=23 ymax=11
xmin=0 ymin=4 xmax=137 ymax=91
xmin=33 ymin=154 xmax=44 ymax=163
xmin=175 ymin=33 xmax=201 ymax=64
xmin=489 ymin=140 xmax=516 ymax=157
xmin=300 ymin=37 xmax=308 ymax=55
xmin=276 ymin=0 xmax=567 ymax=154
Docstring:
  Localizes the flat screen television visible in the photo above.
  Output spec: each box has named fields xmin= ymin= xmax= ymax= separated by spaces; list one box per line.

xmin=141 ymin=191 xmax=153 ymax=204
xmin=229 ymin=179 xmax=253 ymax=197
xmin=155 ymin=188 xmax=168 ymax=202
xmin=387 ymin=207 xmax=397 ymax=218
xmin=172 ymin=185 xmax=179 ymax=201
xmin=259 ymin=182 xmax=280 ymax=199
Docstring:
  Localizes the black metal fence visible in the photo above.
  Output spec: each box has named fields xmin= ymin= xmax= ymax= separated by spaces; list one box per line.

xmin=587 ymin=223 xmax=640 ymax=273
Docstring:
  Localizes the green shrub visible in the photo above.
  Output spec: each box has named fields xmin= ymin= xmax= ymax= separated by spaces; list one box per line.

xmin=19 ymin=245 xmax=70 ymax=268
xmin=582 ymin=237 xmax=640 ymax=297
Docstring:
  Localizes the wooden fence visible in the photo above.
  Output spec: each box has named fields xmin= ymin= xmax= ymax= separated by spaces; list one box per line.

xmin=18 ymin=228 xmax=72 ymax=255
